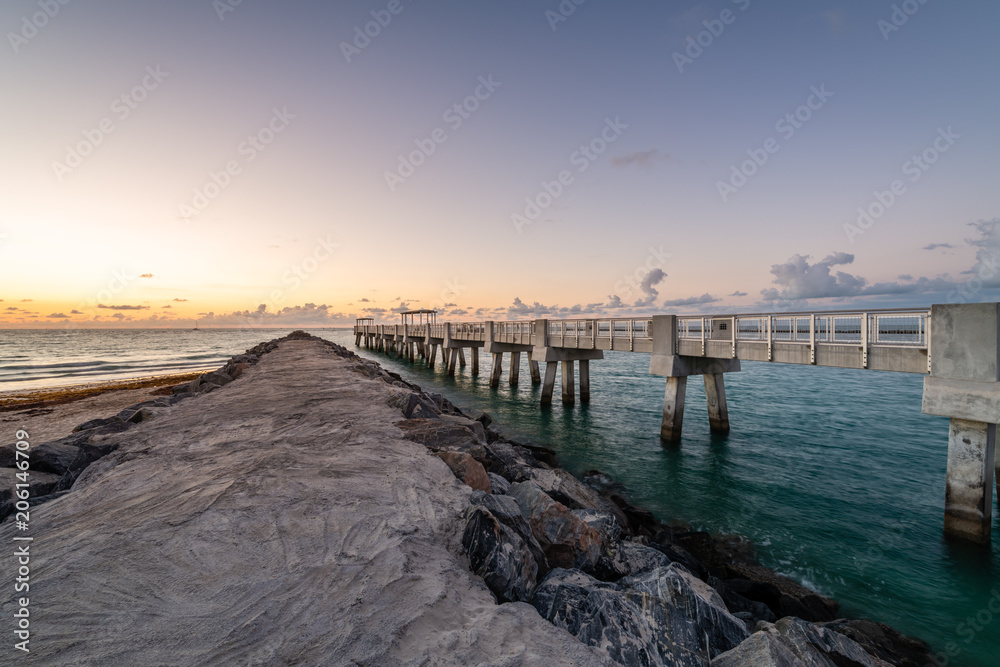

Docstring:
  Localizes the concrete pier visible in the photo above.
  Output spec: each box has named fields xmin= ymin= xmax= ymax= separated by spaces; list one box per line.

xmin=561 ymin=361 xmax=575 ymax=404
xmin=528 ymin=352 xmax=541 ymax=385
xmin=490 ymin=353 xmax=503 ymax=388
xmin=660 ymin=377 xmax=687 ymax=444
xmin=580 ymin=359 xmax=590 ymax=403
xmin=704 ymin=373 xmax=730 ymax=434
xmin=943 ymin=419 xmax=995 ymax=543
xmin=541 ymin=362 xmax=557 ymax=405
xmin=510 ymin=352 xmax=521 ymax=386
xmin=471 ymin=347 xmax=479 ymax=375
xmin=921 ymin=303 xmax=1000 ymax=543
xmin=459 ymin=348 xmax=467 ymax=368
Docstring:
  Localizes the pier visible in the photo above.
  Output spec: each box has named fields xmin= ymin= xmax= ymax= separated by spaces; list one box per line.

xmin=356 ymin=304 xmax=1000 ymax=545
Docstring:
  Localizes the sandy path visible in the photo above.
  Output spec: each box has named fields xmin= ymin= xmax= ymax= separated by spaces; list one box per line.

xmin=0 ymin=339 xmax=608 ymax=666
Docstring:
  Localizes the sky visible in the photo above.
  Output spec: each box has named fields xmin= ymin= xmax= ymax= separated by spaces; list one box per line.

xmin=1 ymin=0 xmax=999 ymax=327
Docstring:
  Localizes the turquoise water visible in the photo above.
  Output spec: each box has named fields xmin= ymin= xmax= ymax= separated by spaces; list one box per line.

xmin=330 ymin=331 xmax=1000 ymax=667
xmin=3 ymin=328 xmax=998 ymax=665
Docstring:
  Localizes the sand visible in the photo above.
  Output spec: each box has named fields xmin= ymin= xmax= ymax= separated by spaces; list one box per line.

xmin=0 ymin=339 xmax=609 ymax=665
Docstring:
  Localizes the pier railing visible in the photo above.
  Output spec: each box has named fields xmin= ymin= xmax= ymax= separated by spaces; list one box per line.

xmin=354 ymin=308 xmax=931 ymax=373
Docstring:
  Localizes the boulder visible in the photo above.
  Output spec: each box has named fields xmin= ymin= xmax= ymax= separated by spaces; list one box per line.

xmin=0 ymin=437 xmax=82 ymax=475
xmin=674 ymin=531 xmax=756 ymax=577
xmin=402 ymin=393 xmax=441 ymax=419
xmin=592 ymin=540 xmax=673 ymax=582
xmin=479 ymin=441 xmax=534 ymax=482
xmin=0 ymin=469 xmax=62 ymax=521
xmin=529 ymin=469 xmax=629 ymax=529
xmin=719 ymin=617 xmax=888 ymax=667
xmin=711 ymin=577 xmax=777 ymax=625
xmin=532 ymin=568 xmax=705 ymax=666
xmin=478 ymin=494 xmax=548 ymax=574
xmin=819 ymin=619 xmax=933 ymax=667
xmin=726 ymin=563 xmax=839 ymax=622
xmin=435 ymin=452 xmax=490 ymax=492
xmin=72 ymin=416 xmax=122 ymax=433
xmin=711 ymin=631 xmax=802 ymax=666
xmin=487 ymin=473 xmax=510 ymax=495
xmin=462 ymin=506 xmax=538 ymax=602
xmin=396 ymin=419 xmax=486 ymax=453
xmin=508 ymin=481 xmax=602 ymax=571
xmin=624 ymin=564 xmax=749 ymax=656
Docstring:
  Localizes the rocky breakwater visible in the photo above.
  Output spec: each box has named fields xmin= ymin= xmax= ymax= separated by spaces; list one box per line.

xmin=384 ymin=362 xmax=937 ymax=666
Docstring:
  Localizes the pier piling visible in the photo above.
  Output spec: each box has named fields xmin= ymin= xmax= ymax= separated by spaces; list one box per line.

xmin=510 ymin=352 xmax=521 ymax=386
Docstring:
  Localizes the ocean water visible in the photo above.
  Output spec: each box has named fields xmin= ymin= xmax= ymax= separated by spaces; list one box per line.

xmin=3 ymin=328 xmax=998 ymax=665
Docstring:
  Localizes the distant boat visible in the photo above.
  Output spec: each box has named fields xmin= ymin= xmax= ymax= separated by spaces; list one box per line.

xmin=193 ymin=320 xmax=201 ymax=331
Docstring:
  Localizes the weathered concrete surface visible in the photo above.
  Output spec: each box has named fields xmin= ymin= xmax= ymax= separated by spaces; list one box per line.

xmin=0 ymin=340 xmax=608 ymax=666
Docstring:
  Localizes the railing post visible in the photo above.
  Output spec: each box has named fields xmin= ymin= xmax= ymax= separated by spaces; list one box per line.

xmin=767 ymin=315 xmax=772 ymax=361
xmin=809 ymin=315 xmax=816 ymax=365
xmin=731 ymin=316 xmax=737 ymax=358
xmin=861 ymin=312 xmax=869 ymax=369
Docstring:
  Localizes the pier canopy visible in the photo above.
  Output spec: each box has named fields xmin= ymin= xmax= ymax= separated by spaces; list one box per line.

xmin=355 ymin=317 xmax=374 ymax=326
xmin=400 ymin=309 xmax=438 ymax=325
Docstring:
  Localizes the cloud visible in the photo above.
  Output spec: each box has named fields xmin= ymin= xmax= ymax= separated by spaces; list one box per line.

xmin=760 ymin=253 xmax=866 ymax=301
xmin=173 ymin=298 xmax=188 ymax=302
xmin=162 ymin=305 xmax=172 ymax=309
xmin=634 ymin=268 xmax=666 ymax=307
xmin=21 ymin=299 xmax=33 ymax=302
xmin=112 ymin=313 xmax=127 ymax=320
xmin=139 ymin=273 xmax=154 ymax=278
xmin=449 ymin=308 xmax=469 ymax=316
xmin=662 ymin=293 xmax=719 ymax=308
xmin=761 ymin=251 xmax=957 ymax=303
xmin=606 ymin=295 xmax=623 ymax=308
xmin=70 ymin=310 xmax=83 ymax=315
xmin=6 ymin=307 xmax=18 ymax=311
xmin=923 ymin=243 xmax=955 ymax=251
xmin=97 ymin=304 xmax=151 ymax=311
xmin=611 ymin=149 xmax=667 ymax=168
xmin=46 ymin=312 xmax=69 ymax=318
xmin=359 ymin=298 xmax=370 ymax=303
xmin=391 ymin=302 xmax=412 ymax=313
xmin=729 ymin=291 xmax=748 ymax=297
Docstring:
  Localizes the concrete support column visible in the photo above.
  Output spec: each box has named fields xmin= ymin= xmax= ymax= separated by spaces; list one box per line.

xmin=541 ymin=362 xmax=557 ymax=405
xmin=471 ymin=347 xmax=479 ymax=375
xmin=428 ymin=344 xmax=437 ymax=368
xmin=561 ymin=360 xmax=575 ymax=404
xmin=408 ymin=343 xmax=415 ymax=363
xmin=446 ymin=349 xmax=457 ymax=376
xmin=528 ymin=352 xmax=541 ymax=385
xmin=580 ymin=359 xmax=590 ymax=403
xmin=509 ymin=352 xmax=521 ymax=386
xmin=490 ymin=353 xmax=503 ymax=388
xmin=661 ymin=376 xmax=687 ymax=444
xmin=459 ymin=348 xmax=467 ymax=368
xmin=943 ymin=419 xmax=995 ymax=544
xmin=704 ymin=373 xmax=730 ymax=434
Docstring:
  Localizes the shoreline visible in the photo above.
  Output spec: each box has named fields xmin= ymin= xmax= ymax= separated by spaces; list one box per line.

xmin=0 ymin=333 xmax=936 ymax=665
xmin=0 ymin=370 xmax=212 ymax=412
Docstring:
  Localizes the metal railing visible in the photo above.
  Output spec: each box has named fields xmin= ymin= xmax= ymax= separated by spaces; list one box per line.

xmin=676 ymin=310 xmax=929 ymax=348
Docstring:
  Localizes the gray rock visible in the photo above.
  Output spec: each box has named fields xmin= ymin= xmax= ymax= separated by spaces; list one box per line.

xmin=624 ymin=564 xmax=749 ymax=657
xmin=509 ymin=481 xmax=603 ymax=571
xmin=768 ymin=616 xmax=886 ymax=666
xmin=593 ymin=540 xmax=673 ymax=582
xmin=712 ymin=631 xmax=802 ymax=666
xmin=532 ymin=568 xmax=704 ymax=666
xmin=478 ymin=494 xmax=548 ymax=574
xmin=573 ymin=508 xmax=622 ymax=543
xmin=529 ymin=468 xmax=629 ymax=528
xmin=487 ymin=473 xmax=510 ymax=495
xmin=462 ymin=506 xmax=538 ymax=603
xmin=72 ymin=417 xmax=123 ymax=433
xmin=0 ymin=438 xmax=82 ymax=475
xmin=0 ymin=468 xmax=62 ymax=521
